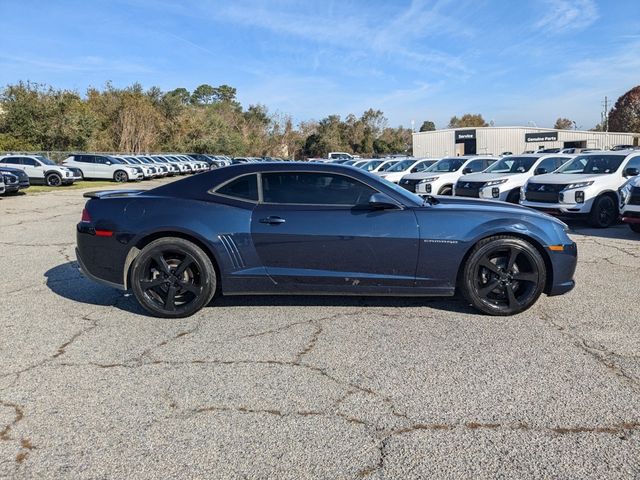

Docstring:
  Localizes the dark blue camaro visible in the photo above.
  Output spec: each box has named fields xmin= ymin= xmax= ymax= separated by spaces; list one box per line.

xmin=76 ymin=162 xmax=577 ymax=318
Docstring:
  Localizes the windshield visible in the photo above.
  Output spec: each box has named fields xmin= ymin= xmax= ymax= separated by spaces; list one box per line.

xmin=377 ymin=161 xmax=398 ymax=172
xmin=361 ymin=160 xmax=382 ymax=171
xmin=413 ymin=160 xmax=436 ymax=172
xmin=426 ymin=158 xmax=465 ymax=173
xmin=35 ymin=156 xmax=56 ymax=165
xmin=556 ymin=154 xmax=626 ymax=174
xmin=386 ymin=160 xmax=414 ymax=172
xmin=485 ymin=156 xmax=537 ymax=174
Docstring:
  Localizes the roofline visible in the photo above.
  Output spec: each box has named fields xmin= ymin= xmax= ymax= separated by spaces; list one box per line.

xmin=412 ymin=126 xmax=640 ymax=136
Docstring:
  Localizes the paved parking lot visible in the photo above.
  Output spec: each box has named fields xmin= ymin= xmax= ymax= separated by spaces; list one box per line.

xmin=1 ymin=180 xmax=639 ymax=479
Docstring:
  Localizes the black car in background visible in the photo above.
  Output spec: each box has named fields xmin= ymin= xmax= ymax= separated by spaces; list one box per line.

xmin=0 ymin=166 xmax=30 ymax=193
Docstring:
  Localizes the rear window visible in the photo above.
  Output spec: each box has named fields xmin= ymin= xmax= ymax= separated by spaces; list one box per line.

xmin=215 ymin=174 xmax=259 ymax=202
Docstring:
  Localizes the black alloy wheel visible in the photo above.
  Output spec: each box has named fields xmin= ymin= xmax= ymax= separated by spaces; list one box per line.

xmin=461 ymin=236 xmax=546 ymax=316
xmin=131 ymin=237 xmax=217 ymax=318
xmin=588 ymin=195 xmax=617 ymax=228
xmin=113 ymin=170 xmax=129 ymax=183
xmin=46 ymin=173 xmax=62 ymax=187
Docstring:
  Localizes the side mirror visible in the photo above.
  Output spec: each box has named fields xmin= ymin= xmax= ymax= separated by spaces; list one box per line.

xmin=368 ymin=193 xmax=400 ymax=210
xmin=625 ymin=167 xmax=639 ymax=177
xmin=534 ymin=167 xmax=547 ymax=175
xmin=462 ymin=167 xmax=472 ymax=174
xmin=105 ymin=161 xmax=111 ymax=165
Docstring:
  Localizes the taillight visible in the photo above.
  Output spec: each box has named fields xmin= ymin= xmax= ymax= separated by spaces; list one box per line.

xmin=81 ymin=208 xmax=91 ymax=223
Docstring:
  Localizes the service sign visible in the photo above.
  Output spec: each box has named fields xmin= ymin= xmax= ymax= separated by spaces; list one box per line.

xmin=525 ymin=132 xmax=558 ymax=143
xmin=455 ymin=129 xmax=476 ymax=141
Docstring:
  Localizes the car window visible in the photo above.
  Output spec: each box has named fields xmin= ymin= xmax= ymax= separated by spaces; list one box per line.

xmin=21 ymin=157 xmax=38 ymax=166
xmin=386 ymin=160 xmax=414 ymax=172
xmin=465 ymin=159 xmax=485 ymax=173
xmin=0 ymin=157 xmax=21 ymax=165
xmin=426 ymin=158 xmax=465 ymax=172
xmin=411 ymin=161 xmax=434 ymax=172
xmin=215 ymin=174 xmax=259 ymax=202
xmin=486 ymin=156 xmax=537 ymax=174
xmin=262 ymin=172 xmax=376 ymax=205
xmin=556 ymin=154 xmax=626 ymax=174
xmin=537 ymin=158 xmax=558 ymax=173
xmin=625 ymin=156 xmax=640 ymax=171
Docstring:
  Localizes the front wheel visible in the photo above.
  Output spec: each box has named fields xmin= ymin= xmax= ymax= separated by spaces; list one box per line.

xmin=438 ymin=185 xmax=453 ymax=195
xmin=460 ymin=236 xmax=546 ymax=316
xmin=46 ymin=173 xmax=62 ymax=187
xmin=130 ymin=238 xmax=217 ymax=318
xmin=588 ymin=195 xmax=617 ymax=228
xmin=113 ymin=170 xmax=129 ymax=183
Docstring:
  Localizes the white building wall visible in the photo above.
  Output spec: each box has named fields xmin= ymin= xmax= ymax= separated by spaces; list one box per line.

xmin=413 ymin=127 xmax=639 ymax=157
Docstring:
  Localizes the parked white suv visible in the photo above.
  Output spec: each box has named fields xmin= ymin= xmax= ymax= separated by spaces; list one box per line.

xmin=414 ymin=156 xmax=497 ymax=196
xmin=522 ymin=151 xmax=640 ymax=227
xmin=454 ymin=154 xmax=572 ymax=203
xmin=619 ymin=175 xmax=640 ymax=233
xmin=62 ymin=154 xmax=144 ymax=182
xmin=0 ymin=154 xmax=80 ymax=186
xmin=376 ymin=158 xmax=438 ymax=184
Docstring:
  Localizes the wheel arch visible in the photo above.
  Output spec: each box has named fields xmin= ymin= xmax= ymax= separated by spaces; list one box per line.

xmin=455 ymin=232 xmax=554 ymax=295
xmin=123 ymin=230 xmax=222 ymax=291
xmin=437 ymin=183 xmax=454 ymax=195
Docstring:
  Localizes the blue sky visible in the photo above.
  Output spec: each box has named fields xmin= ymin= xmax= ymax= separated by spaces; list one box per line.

xmin=0 ymin=0 xmax=638 ymax=129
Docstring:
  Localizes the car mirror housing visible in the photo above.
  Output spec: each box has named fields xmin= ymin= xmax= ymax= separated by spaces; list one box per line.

xmin=534 ymin=167 xmax=547 ymax=175
xmin=624 ymin=167 xmax=639 ymax=177
xmin=368 ymin=193 xmax=400 ymax=210
xmin=462 ymin=167 xmax=472 ymax=174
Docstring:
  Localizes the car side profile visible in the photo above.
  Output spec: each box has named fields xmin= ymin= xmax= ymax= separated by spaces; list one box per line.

xmin=76 ymin=163 xmax=577 ymax=319
xmin=521 ymin=151 xmax=640 ymax=227
xmin=0 ymin=154 xmax=79 ymax=186
xmin=63 ymin=154 xmax=144 ymax=182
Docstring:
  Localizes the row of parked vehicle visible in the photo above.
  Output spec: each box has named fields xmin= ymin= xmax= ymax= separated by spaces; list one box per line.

xmin=322 ymin=151 xmax=640 ymax=232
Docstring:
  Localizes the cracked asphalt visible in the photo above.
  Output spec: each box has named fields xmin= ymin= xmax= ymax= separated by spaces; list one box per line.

xmin=1 ymin=178 xmax=640 ymax=479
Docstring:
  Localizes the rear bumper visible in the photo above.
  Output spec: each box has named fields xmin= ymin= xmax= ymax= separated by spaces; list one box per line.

xmin=76 ymin=247 xmax=126 ymax=290
xmin=621 ymin=210 xmax=640 ymax=224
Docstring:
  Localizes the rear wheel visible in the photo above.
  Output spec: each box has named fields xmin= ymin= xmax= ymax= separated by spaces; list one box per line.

xmin=46 ymin=173 xmax=62 ymax=187
xmin=588 ymin=195 xmax=617 ymax=228
xmin=630 ymin=223 xmax=640 ymax=234
xmin=113 ymin=170 xmax=129 ymax=183
xmin=460 ymin=236 xmax=546 ymax=316
xmin=131 ymin=237 xmax=217 ymax=318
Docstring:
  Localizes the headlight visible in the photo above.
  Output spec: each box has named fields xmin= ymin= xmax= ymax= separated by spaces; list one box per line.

xmin=564 ymin=181 xmax=594 ymax=190
xmin=418 ymin=177 xmax=439 ymax=184
xmin=485 ymin=179 xmax=508 ymax=186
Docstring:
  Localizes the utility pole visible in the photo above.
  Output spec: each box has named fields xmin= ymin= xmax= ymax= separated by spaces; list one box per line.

xmin=602 ymin=96 xmax=609 ymax=132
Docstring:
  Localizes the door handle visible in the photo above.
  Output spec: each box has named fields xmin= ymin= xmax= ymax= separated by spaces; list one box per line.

xmin=259 ymin=216 xmax=286 ymax=225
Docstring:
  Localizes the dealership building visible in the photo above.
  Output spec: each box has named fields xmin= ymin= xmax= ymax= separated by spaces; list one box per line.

xmin=412 ymin=126 xmax=640 ymax=157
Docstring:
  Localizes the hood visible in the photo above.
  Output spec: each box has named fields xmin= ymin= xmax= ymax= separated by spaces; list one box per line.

xmin=417 ymin=171 xmax=460 ymax=181
xmin=457 ymin=172 xmax=521 ymax=182
xmin=419 ymin=196 xmax=566 ymax=226
xmin=528 ymin=173 xmax=606 ymax=184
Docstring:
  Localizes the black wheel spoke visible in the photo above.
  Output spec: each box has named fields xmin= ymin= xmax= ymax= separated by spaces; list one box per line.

xmin=164 ymin=285 xmax=177 ymax=311
xmin=512 ymin=271 xmax=537 ymax=283
xmin=478 ymin=278 xmax=500 ymax=297
xmin=479 ymin=257 xmax=499 ymax=274
xmin=179 ymin=281 xmax=201 ymax=295
xmin=506 ymin=247 xmax=518 ymax=271
xmin=153 ymin=253 xmax=171 ymax=275
xmin=140 ymin=278 xmax=165 ymax=290
xmin=175 ymin=256 xmax=194 ymax=276
xmin=505 ymin=284 xmax=520 ymax=309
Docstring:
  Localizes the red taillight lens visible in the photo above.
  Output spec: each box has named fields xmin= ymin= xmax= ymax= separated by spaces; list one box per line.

xmin=81 ymin=208 xmax=91 ymax=223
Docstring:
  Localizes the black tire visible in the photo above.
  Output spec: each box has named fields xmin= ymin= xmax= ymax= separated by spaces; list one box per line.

xmin=506 ymin=189 xmax=520 ymax=204
xmin=113 ymin=170 xmax=129 ymax=183
xmin=588 ymin=195 xmax=617 ymax=228
xmin=45 ymin=173 xmax=62 ymax=187
xmin=130 ymin=237 xmax=217 ymax=318
xmin=630 ymin=223 xmax=640 ymax=234
xmin=460 ymin=235 xmax=546 ymax=316
xmin=438 ymin=185 xmax=453 ymax=195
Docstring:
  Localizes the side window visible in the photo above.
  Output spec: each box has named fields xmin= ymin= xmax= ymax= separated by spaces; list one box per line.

xmin=485 ymin=159 xmax=496 ymax=169
xmin=537 ymin=158 xmax=558 ymax=173
xmin=75 ymin=155 xmax=88 ymax=163
xmin=262 ymin=172 xmax=376 ymax=205
xmin=214 ymin=174 xmax=258 ymax=202
xmin=465 ymin=160 xmax=484 ymax=173
xmin=1 ymin=157 xmax=21 ymax=165
xmin=625 ymin=156 xmax=640 ymax=170
xmin=22 ymin=157 xmax=38 ymax=167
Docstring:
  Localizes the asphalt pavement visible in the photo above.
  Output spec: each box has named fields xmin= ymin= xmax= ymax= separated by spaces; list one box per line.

xmin=1 ymin=178 xmax=639 ymax=479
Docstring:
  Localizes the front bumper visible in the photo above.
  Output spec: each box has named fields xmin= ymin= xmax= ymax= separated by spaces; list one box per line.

xmin=521 ymin=199 xmax=593 ymax=217
xmin=547 ymin=242 xmax=578 ymax=296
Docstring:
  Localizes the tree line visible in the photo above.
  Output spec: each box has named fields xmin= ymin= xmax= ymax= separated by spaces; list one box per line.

xmin=1 ymin=82 xmax=638 ymax=158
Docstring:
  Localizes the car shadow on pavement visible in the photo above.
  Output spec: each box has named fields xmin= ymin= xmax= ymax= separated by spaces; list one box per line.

xmin=45 ymin=261 xmax=479 ymax=316
xmin=566 ymin=220 xmax=638 ymax=241
xmin=44 ymin=261 xmax=146 ymax=315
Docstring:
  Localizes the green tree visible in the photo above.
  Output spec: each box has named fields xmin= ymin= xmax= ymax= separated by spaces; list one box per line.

xmin=419 ymin=120 xmax=436 ymax=132
xmin=608 ymin=86 xmax=640 ymax=133
xmin=448 ymin=114 xmax=488 ymax=128
xmin=191 ymin=84 xmax=216 ymax=105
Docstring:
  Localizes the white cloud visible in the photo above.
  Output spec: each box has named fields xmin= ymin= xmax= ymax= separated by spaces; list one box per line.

xmin=534 ymin=0 xmax=599 ymax=32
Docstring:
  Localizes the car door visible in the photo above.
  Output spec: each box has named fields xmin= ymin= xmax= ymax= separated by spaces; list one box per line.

xmin=250 ymin=171 xmax=420 ymax=290
xmin=21 ymin=157 xmax=44 ymax=180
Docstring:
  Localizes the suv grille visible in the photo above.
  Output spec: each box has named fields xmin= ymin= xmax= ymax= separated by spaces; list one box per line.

xmin=455 ymin=181 xmax=486 ymax=198
xmin=525 ymin=183 xmax=568 ymax=203
xmin=400 ymin=178 xmax=421 ymax=192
